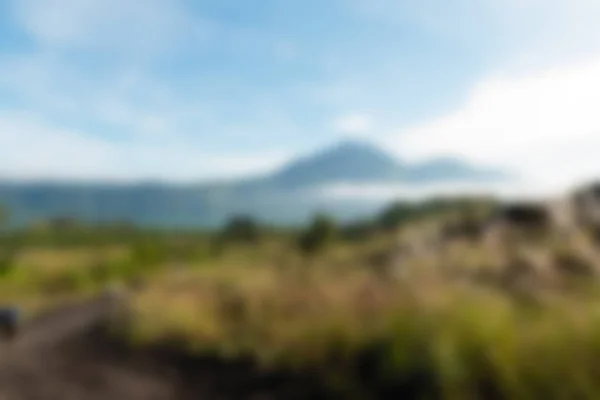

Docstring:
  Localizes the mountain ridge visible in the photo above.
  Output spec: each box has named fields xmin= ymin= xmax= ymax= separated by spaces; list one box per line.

xmin=0 ymin=140 xmax=510 ymax=227
xmin=265 ymin=139 xmax=507 ymax=188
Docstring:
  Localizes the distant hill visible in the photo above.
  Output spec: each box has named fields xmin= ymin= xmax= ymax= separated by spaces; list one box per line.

xmin=266 ymin=140 xmax=506 ymax=188
xmin=267 ymin=140 xmax=405 ymax=188
xmin=0 ymin=140 xmax=509 ymax=228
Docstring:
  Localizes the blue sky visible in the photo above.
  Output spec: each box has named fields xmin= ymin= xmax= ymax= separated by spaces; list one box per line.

xmin=1 ymin=0 xmax=599 ymax=186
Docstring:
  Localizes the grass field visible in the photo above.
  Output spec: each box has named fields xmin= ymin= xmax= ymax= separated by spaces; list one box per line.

xmin=118 ymin=229 xmax=600 ymax=399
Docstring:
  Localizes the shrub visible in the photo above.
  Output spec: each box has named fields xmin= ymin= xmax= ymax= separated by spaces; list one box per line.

xmin=220 ymin=215 xmax=261 ymax=243
xmin=0 ymin=233 xmax=19 ymax=277
xmin=340 ymin=220 xmax=378 ymax=242
xmin=298 ymin=214 xmax=338 ymax=255
xmin=377 ymin=202 xmax=414 ymax=231
xmin=131 ymin=238 xmax=169 ymax=266
xmin=0 ymin=204 xmax=8 ymax=228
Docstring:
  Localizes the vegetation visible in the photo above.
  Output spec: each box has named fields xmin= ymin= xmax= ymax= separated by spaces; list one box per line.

xmin=377 ymin=196 xmax=498 ymax=232
xmin=297 ymin=214 xmax=338 ymax=255
xmin=220 ymin=215 xmax=262 ymax=243
xmin=0 ymin=205 xmax=16 ymax=276
xmin=0 ymin=204 xmax=7 ymax=228
xmin=340 ymin=219 xmax=377 ymax=242
xmin=2 ymin=190 xmax=600 ymax=398
xmin=119 ymin=215 xmax=600 ymax=399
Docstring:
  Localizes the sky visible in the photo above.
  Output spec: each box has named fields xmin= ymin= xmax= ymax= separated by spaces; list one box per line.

xmin=0 ymin=0 xmax=599 ymax=188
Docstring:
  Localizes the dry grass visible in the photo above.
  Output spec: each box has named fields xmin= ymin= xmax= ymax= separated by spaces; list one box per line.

xmin=120 ymin=219 xmax=600 ymax=398
xmin=15 ymin=245 xmax=130 ymax=271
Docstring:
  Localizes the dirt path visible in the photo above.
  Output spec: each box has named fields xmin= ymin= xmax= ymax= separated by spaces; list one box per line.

xmin=0 ymin=293 xmax=182 ymax=400
xmin=3 ymin=295 xmax=115 ymax=351
xmin=0 ymin=293 xmax=331 ymax=400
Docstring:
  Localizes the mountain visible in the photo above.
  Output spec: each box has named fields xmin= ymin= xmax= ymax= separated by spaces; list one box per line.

xmin=0 ymin=140 xmax=508 ymax=228
xmin=266 ymin=140 xmax=506 ymax=188
xmin=267 ymin=140 xmax=405 ymax=188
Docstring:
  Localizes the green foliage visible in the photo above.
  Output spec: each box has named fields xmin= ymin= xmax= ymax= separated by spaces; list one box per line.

xmin=298 ymin=214 xmax=338 ymax=255
xmin=0 ymin=244 xmax=18 ymax=277
xmin=0 ymin=206 xmax=17 ymax=276
xmin=377 ymin=201 xmax=414 ymax=231
xmin=128 ymin=232 xmax=210 ymax=269
xmin=376 ymin=196 xmax=499 ymax=232
xmin=131 ymin=237 xmax=169 ymax=266
xmin=220 ymin=215 xmax=261 ymax=243
xmin=41 ymin=268 xmax=94 ymax=295
xmin=0 ymin=204 xmax=7 ymax=227
xmin=340 ymin=220 xmax=377 ymax=242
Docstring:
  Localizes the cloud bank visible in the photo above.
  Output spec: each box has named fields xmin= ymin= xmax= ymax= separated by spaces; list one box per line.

xmin=384 ymin=57 xmax=600 ymax=190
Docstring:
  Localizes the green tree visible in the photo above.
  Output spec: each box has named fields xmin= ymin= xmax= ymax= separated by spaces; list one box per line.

xmin=298 ymin=214 xmax=338 ymax=255
xmin=0 ymin=204 xmax=7 ymax=228
xmin=221 ymin=215 xmax=261 ymax=243
xmin=340 ymin=220 xmax=377 ymax=242
xmin=377 ymin=202 xmax=415 ymax=231
xmin=0 ymin=205 xmax=15 ymax=275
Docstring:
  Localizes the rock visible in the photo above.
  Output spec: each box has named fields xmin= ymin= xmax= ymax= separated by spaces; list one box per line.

xmin=554 ymin=250 xmax=597 ymax=278
xmin=572 ymin=182 xmax=600 ymax=230
xmin=494 ymin=202 xmax=551 ymax=231
xmin=0 ymin=306 xmax=20 ymax=340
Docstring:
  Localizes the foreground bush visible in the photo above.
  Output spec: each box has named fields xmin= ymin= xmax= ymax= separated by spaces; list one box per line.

xmin=124 ymin=252 xmax=600 ymax=399
xmin=298 ymin=214 xmax=338 ymax=255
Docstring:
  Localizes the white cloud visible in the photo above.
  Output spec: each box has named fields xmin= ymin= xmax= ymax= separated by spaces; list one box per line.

xmin=384 ymin=57 xmax=600 ymax=189
xmin=348 ymin=0 xmax=600 ymax=70
xmin=0 ymin=47 xmax=300 ymax=181
xmin=0 ymin=112 xmax=115 ymax=179
xmin=318 ymin=180 xmax=562 ymax=203
xmin=349 ymin=0 xmax=600 ymax=43
xmin=0 ymin=52 xmax=199 ymax=142
xmin=0 ymin=112 xmax=290 ymax=182
xmin=333 ymin=113 xmax=373 ymax=137
xmin=12 ymin=0 xmax=210 ymax=57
